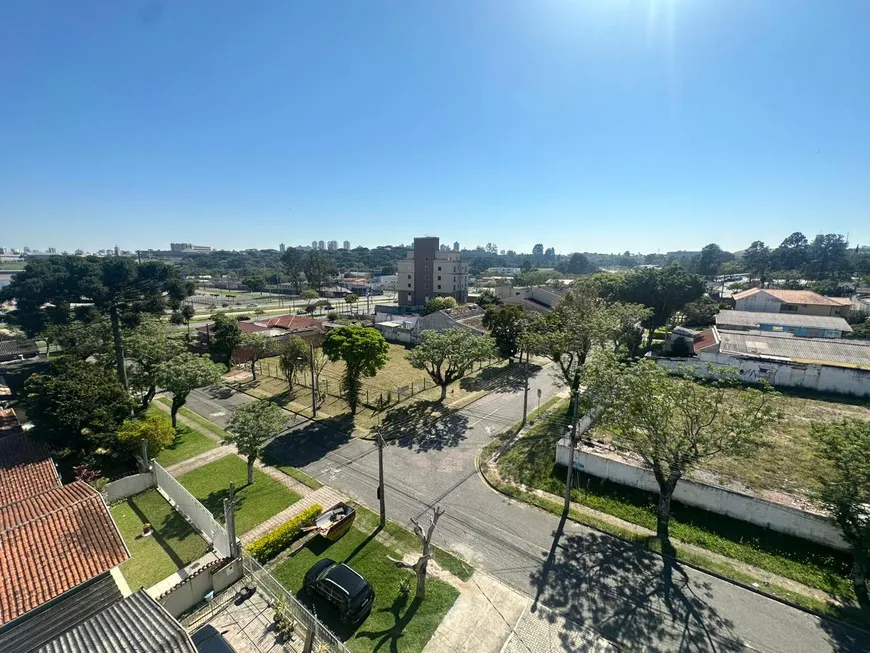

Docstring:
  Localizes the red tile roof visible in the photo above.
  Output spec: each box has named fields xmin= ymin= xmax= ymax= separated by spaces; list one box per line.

xmin=196 ymin=321 xmax=271 ymax=335
xmin=0 ymin=433 xmax=59 ymax=506
xmin=0 ymin=409 xmax=23 ymax=439
xmin=0 ymin=481 xmax=129 ymax=626
xmin=732 ymin=288 xmax=848 ymax=306
xmin=256 ymin=314 xmax=324 ymax=333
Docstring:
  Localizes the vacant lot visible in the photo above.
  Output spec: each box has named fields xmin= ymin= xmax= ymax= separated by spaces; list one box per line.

xmin=177 ymin=455 xmax=301 ymax=534
xmin=273 ymin=522 xmax=459 ymax=653
xmin=111 ymin=489 xmax=209 ymax=590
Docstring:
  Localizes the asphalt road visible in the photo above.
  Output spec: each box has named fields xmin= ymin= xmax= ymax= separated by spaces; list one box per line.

xmin=186 ymin=370 xmax=870 ymax=653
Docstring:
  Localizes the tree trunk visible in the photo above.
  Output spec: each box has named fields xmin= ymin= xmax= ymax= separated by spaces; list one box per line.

xmin=171 ymin=396 xmax=183 ymax=429
xmin=645 ymin=327 xmax=655 ymax=349
xmin=247 ymin=456 xmax=255 ymax=485
xmin=654 ymin=472 xmax=680 ymax=548
xmin=141 ymin=384 xmax=156 ymax=411
xmin=853 ymin=557 xmax=869 ymax=608
xmin=109 ymin=305 xmax=129 ymax=390
xmin=439 ymin=383 xmax=447 ymax=401
xmin=416 ymin=562 xmax=427 ymax=599
xmin=250 ymin=360 xmax=257 ymax=380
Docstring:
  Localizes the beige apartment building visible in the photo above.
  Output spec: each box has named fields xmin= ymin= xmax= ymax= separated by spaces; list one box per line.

xmin=397 ymin=237 xmax=468 ymax=307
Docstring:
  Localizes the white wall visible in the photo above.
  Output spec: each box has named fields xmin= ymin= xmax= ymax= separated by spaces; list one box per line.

xmin=158 ymin=558 xmax=243 ymax=618
xmin=103 ymin=472 xmax=155 ymax=503
xmin=657 ymin=355 xmax=870 ymax=398
xmin=735 ymin=292 xmax=782 ymax=312
xmin=555 ymin=439 xmax=848 ymax=550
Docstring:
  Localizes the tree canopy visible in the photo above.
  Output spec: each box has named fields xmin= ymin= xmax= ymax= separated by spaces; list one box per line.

xmin=423 ymin=296 xmax=457 ymax=315
xmin=156 ymin=352 xmax=225 ymax=427
xmin=482 ymin=305 xmax=527 ymax=360
xmin=227 ymin=400 xmax=288 ymax=484
xmin=322 ymin=325 xmax=390 ymax=414
xmin=406 ymin=329 xmax=497 ymax=400
xmin=208 ymin=313 xmax=242 ymax=364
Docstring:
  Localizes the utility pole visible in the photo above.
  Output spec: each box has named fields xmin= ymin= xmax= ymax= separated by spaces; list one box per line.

xmin=376 ymin=433 xmax=386 ymax=528
xmin=521 ymin=349 xmax=530 ymax=427
xmin=224 ymin=482 xmax=239 ymax=558
xmin=309 ymin=341 xmax=318 ymax=418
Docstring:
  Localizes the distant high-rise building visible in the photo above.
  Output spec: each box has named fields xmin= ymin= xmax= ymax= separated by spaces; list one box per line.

xmin=114 ymin=245 xmax=120 ymax=256
xmin=318 ymin=240 xmax=325 ymax=250
xmin=327 ymin=240 xmax=338 ymax=251
xmin=343 ymin=240 xmax=351 ymax=250
xmin=312 ymin=240 xmax=318 ymax=250
xmin=279 ymin=242 xmax=286 ymax=253
xmin=23 ymin=247 xmax=30 ymax=253
xmin=47 ymin=247 xmax=57 ymax=254
xmin=453 ymin=242 xmax=459 ymax=252
xmin=397 ymin=237 xmax=468 ymax=307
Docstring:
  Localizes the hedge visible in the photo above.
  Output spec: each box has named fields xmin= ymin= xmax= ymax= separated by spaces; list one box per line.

xmin=246 ymin=505 xmax=322 ymax=563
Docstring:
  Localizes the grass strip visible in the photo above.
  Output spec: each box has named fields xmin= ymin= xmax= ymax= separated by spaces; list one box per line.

xmin=260 ymin=452 xmax=324 ymax=490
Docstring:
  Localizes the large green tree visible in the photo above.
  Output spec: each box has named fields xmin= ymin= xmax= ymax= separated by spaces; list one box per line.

xmin=281 ymin=247 xmax=305 ymax=294
xmin=806 ymin=233 xmax=850 ymax=280
xmin=742 ymin=241 xmax=772 ymax=286
xmin=407 ymin=329 xmax=497 ymax=400
xmin=227 ymin=400 xmax=288 ymax=484
xmin=773 ymin=231 xmax=810 ymax=271
xmin=322 ymin=325 xmax=390 ymax=415
xmin=156 ymin=353 xmax=225 ymax=428
xmin=303 ymin=250 xmax=335 ymax=290
xmin=277 ymin=335 xmax=310 ymax=391
xmin=125 ymin=318 xmax=185 ymax=410
xmin=208 ymin=313 xmax=242 ymax=364
xmin=0 ymin=256 xmax=192 ymax=389
xmin=482 ymin=305 xmax=526 ymax=360
xmin=117 ymin=413 xmax=176 ymax=460
xmin=598 ymin=360 xmax=780 ymax=546
xmin=241 ymin=332 xmax=272 ymax=380
xmin=812 ymin=420 xmax=870 ymax=606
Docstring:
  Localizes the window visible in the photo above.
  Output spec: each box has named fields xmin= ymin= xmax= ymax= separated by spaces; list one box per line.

xmin=408 ymin=283 xmax=411 ymax=288
xmin=437 ymin=266 xmax=441 ymax=271
xmin=437 ymin=276 xmax=441 ymax=281
xmin=437 ymin=284 xmax=441 ymax=289
xmin=407 ymin=274 xmax=411 ymax=279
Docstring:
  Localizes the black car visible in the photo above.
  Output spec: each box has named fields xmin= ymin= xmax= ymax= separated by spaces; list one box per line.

xmin=303 ymin=558 xmax=375 ymax=624
xmin=191 ymin=625 xmax=238 ymax=653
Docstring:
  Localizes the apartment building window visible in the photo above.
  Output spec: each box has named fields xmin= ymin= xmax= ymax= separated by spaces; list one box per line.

xmin=437 ymin=284 xmax=442 ymax=290
xmin=437 ymin=266 xmax=441 ymax=272
xmin=408 ymin=283 xmax=411 ymax=288
xmin=407 ymin=274 xmax=411 ymax=279
xmin=437 ymin=276 xmax=441 ymax=281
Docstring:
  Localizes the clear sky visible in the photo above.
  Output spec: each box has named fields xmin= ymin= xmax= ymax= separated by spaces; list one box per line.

xmin=2 ymin=1 xmax=868 ymax=255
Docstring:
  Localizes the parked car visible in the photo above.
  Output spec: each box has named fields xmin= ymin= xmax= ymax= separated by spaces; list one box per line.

xmin=303 ymin=559 xmax=375 ymax=624
xmin=191 ymin=625 xmax=238 ymax=653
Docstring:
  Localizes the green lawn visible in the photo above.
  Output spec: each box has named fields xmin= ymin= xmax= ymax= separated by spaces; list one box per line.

xmin=177 ymin=455 xmax=301 ymax=534
xmin=497 ymin=402 xmax=856 ymax=602
xmin=111 ymin=489 xmax=209 ymax=590
xmin=273 ymin=525 xmax=459 ymax=653
xmin=156 ymin=398 xmax=231 ymax=440
xmin=261 ymin=452 xmax=323 ymax=490
xmin=154 ymin=423 xmax=218 ymax=467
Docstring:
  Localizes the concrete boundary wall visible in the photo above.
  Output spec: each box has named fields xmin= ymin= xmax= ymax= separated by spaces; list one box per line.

xmin=158 ymin=558 xmax=243 ymax=618
xmin=555 ymin=439 xmax=848 ymax=550
xmin=103 ymin=472 xmax=155 ymax=503
xmin=152 ymin=460 xmax=232 ymax=557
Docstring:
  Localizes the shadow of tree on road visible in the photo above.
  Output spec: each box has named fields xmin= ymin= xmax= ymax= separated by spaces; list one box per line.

xmin=373 ymin=401 xmax=470 ymax=453
xmin=530 ymin=528 xmax=746 ymax=652
xmin=819 ymin=610 xmax=870 ymax=653
xmin=263 ymin=414 xmax=354 ymax=468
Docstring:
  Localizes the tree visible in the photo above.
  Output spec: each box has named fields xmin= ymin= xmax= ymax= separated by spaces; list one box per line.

xmin=23 ymin=360 xmax=135 ymax=453
xmin=277 ymin=336 xmax=309 ymax=391
xmin=241 ymin=332 xmax=272 ymax=380
xmin=125 ymin=318 xmax=185 ymax=410
xmin=773 ymin=232 xmax=810 ymax=271
xmin=423 ymin=296 xmax=457 ymax=315
xmin=476 ymin=289 xmax=502 ymax=309
xmin=407 ymin=329 xmax=497 ymax=400
xmin=682 ymin=297 xmax=720 ymax=328
xmin=322 ymin=325 xmax=390 ymax=415
xmin=156 ymin=353 xmax=225 ymax=428
xmin=521 ymin=259 xmax=533 ymax=273
xmin=344 ymin=293 xmax=359 ymax=314
xmin=532 ymin=244 xmax=544 ymax=257
xmin=381 ymin=264 xmax=395 ymax=275
xmin=482 ymin=305 xmax=525 ymax=360
xmin=599 ymin=360 xmax=779 ymax=545
xmin=0 ymin=255 xmax=192 ymax=390
xmin=544 ymin=247 xmax=556 ymax=260
xmin=243 ymin=274 xmax=266 ymax=292
xmin=227 ymin=400 xmax=288 ymax=484
xmin=387 ymin=506 xmax=445 ymax=599
xmin=557 ymin=253 xmax=597 ymax=275
xmin=303 ymin=250 xmax=335 ymax=290
xmin=303 ymin=303 xmax=316 ymax=315
xmin=117 ymin=413 xmax=175 ymax=459
xmin=742 ymin=241 xmax=771 ymax=286
xmin=300 ymin=289 xmax=320 ymax=305
xmin=208 ymin=313 xmax=242 ymax=364
xmin=281 ymin=247 xmax=305 ymax=294
xmin=812 ymin=420 xmax=870 ymax=606
xmin=695 ymin=243 xmax=732 ymax=278
xmin=606 ymin=301 xmax=653 ymax=360
xmin=44 ymin=318 xmax=113 ymax=361
xmin=807 ymin=234 xmax=850 ymax=280
xmin=174 ymin=304 xmax=196 ymax=341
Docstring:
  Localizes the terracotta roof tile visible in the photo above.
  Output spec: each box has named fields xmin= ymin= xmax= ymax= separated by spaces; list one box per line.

xmin=0 ymin=408 xmax=23 ymax=438
xmin=256 ymin=314 xmax=324 ymax=332
xmin=0 ymin=434 xmax=59 ymax=507
xmin=0 ymin=482 xmax=129 ymax=626
xmin=732 ymin=288 xmax=846 ymax=306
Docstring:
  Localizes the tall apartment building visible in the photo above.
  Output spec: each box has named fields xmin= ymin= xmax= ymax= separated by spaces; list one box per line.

xmin=279 ymin=242 xmax=286 ymax=253
xmin=327 ymin=240 xmax=338 ymax=251
xmin=343 ymin=240 xmax=351 ymax=250
xmin=318 ymin=240 xmax=325 ymax=250
xmin=453 ymin=241 xmax=460 ymax=252
xmin=397 ymin=237 xmax=468 ymax=307
xmin=311 ymin=240 xmax=318 ymax=249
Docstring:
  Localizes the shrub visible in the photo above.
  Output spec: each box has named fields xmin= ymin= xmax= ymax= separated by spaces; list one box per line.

xmin=327 ymin=312 xmax=339 ymax=321
xmin=246 ymin=504 xmax=322 ymax=562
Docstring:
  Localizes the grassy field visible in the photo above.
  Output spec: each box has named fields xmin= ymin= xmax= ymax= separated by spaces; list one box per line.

xmin=273 ymin=524 xmax=459 ymax=653
xmin=177 ymin=455 xmax=301 ymax=534
xmin=111 ymin=489 xmax=209 ymax=590
xmin=496 ymin=401 xmax=856 ymax=601
xmin=147 ymin=406 xmax=218 ymax=467
xmin=590 ymin=389 xmax=870 ymax=497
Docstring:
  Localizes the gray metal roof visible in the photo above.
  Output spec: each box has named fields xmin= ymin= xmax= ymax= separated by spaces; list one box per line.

xmin=717 ymin=330 xmax=870 ymax=368
xmin=36 ymin=590 xmax=195 ymax=653
xmin=715 ymin=311 xmax=852 ymax=332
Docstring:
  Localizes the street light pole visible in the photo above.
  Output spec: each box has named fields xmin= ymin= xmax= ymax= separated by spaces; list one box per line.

xmin=521 ymin=349 xmax=530 ymax=427
xmin=309 ymin=341 xmax=318 ymax=418
xmin=376 ymin=433 xmax=386 ymax=528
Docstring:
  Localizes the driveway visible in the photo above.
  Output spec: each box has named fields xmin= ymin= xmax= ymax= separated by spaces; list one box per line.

xmin=186 ymin=370 xmax=870 ymax=653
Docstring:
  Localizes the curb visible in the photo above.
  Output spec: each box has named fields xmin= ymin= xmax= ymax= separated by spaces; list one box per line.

xmin=474 ymin=455 xmax=870 ymax=639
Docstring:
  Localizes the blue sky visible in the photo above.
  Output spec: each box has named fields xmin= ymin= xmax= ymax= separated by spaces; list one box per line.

xmin=1 ymin=1 xmax=868 ymax=254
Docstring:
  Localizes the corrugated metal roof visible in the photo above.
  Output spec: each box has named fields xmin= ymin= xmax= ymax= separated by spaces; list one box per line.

xmin=36 ymin=590 xmax=195 ymax=653
xmin=717 ymin=330 xmax=870 ymax=368
xmin=715 ymin=311 xmax=852 ymax=332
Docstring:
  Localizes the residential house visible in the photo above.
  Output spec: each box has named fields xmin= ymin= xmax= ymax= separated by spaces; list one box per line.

xmin=714 ymin=311 xmax=852 ymax=338
xmin=374 ymin=304 xmax=485 ymax=345
xmin=397 ymin=237 xmax=468 ymax=308
xmin=732 ymin=288 xmax=852 ymax=317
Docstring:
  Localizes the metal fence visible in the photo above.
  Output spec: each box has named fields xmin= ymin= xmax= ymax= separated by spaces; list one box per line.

xmin=242 ymin=553 xmax=350 ymax=653
xmin=152 ymin=460 xmax=232 ymax=558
